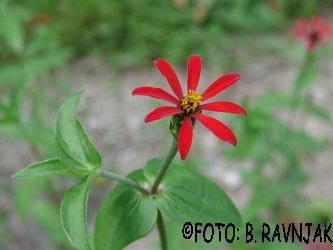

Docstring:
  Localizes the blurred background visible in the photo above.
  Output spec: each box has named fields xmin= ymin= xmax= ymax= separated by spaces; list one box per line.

xmin=1 ymin=0 xmax=333 ymax=249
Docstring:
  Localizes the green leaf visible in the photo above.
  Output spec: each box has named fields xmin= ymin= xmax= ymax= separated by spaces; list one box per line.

xmin=144 ymin=159 xmax=242 ymax=226
xmin=253 ymin=92 xmax=289 ymax=113
xmin=301 ymin=101 xmax=332 ymax=124
xmin=0 ymin=6 xmax=24 ymax=53
xmin=95 ymin=169 xmax=157 ymax=250
xmin=24 ymin=50 xmax=71 ymax=76
xmin=55 ymin=91 xmax=101 ymax=175
xmin=60 ymin=174 xmax=94 ymax=250
xmin=12 ymin=158 xmax=72 ymax=178
xmin=0 ymin=121 xmax=55 ymax=155
xmin=294 ymin=53 xmax=317 ymax=92
xmin=0 ymin=64 xmax=21 ymax=85
xmin=10 ymin=77 xmax=33 ymax=116
xmin=254 ymin=91 xmax=332 ymax=124
xmin=294 ymin=131 xmax=324 ymax=153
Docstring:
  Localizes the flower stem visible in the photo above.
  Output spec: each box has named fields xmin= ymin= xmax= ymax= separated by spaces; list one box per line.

xmin=151 ymin=138 xmax=178 ymax=194
xmin=157 ymin=210 xmax=168 ymax=250
xmin=98 ymin=169 xmax=149 ymax=196
xmin=285 ymin=52 xmax=315 ymax=132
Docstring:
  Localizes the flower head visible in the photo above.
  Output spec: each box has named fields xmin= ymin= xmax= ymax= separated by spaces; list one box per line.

xmin=294 ymin=14 xmax=331 ymax=53
xmin=132 ymin=55 xmax=247 ymax=160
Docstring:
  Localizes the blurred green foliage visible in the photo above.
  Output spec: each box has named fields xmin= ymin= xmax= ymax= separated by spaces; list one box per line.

xmin=6 ymin=0 xmax=333 ymax=68
xmin=0 ymin=1 xmax=71 ymax=156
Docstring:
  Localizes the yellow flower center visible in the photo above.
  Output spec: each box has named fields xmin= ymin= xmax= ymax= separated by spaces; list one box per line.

xmin=181 ymin=90 xmax=202 ymax=115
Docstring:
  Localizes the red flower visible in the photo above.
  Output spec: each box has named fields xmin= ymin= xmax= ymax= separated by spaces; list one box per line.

xmin=132 ymin=55 xmax=246 ymax=160
xmin=294 ymin=14 xmax=331 ymax=52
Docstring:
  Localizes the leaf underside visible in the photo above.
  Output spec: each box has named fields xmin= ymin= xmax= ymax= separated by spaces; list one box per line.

xmin=94 ymin=169 xmax=157 ymax=250
xmin=60 ymin=174 xmax=94 ymax=250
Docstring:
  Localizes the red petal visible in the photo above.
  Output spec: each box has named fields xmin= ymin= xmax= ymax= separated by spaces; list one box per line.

xmin=201 ymin=74 xmax=241 ymax=102
xmin=310 ymin=15 xmax=322 ymax=30
xmin=293 ymin=18 xmax=308 ymax=38
xmin=187 ymin=55 xmax=201 ymax=92
xmin=132 ymin=86 xmax=179 ymax=105
xmin=193 ymin=113 xmax=237 ymax=146
xmin=199 ymin=101 xmax=247 ymax=116
xmin=178 ymin=116 xmax=193 ymax=160
xmin=145 ymin=106 xmax=182 ymax=123
xmin=154 ymin=58 xmax=184 ymax=100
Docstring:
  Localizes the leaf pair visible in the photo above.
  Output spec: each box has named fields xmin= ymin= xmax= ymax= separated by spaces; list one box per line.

xmin=13 ymin=91 xmax=101 ymax=178
xmin=95 ymin=159 xmax=242 ymax=250
xmin=13 ymin=92 xmax=101 ymax=250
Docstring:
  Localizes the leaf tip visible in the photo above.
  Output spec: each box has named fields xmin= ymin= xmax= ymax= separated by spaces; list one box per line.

xmin=11 ymin=173 xmax=19 ymax=178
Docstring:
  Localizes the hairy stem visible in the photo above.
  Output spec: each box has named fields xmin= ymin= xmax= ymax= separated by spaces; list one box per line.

xmin=98 ymin=169 xmax=149 ymax=195
xmin=151 ymin=138 xmax=178 ymax=194
xmin=157 ymin=210 xmax=168 ymax=250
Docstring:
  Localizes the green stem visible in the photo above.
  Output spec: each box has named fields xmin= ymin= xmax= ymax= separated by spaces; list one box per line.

xmin=157 ymin=210 xmax=168 ymax=250
xmin=285 ymin=52 xmax=315 ymax=132
xmin=151 ymin=138 xmax=178 ymax=194
xmin=98 ymin=169 xmax=149 ymax=196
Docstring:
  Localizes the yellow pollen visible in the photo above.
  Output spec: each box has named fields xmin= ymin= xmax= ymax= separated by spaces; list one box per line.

xmin=181 ymin=90 xmax=202 ymax=115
